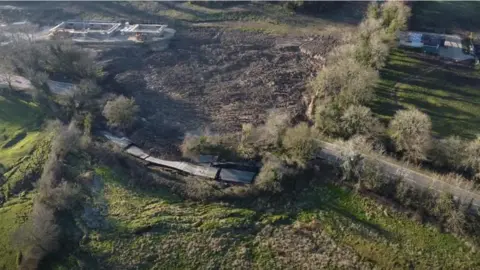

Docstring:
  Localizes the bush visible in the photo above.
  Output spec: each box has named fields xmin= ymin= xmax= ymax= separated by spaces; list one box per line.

xmin=463 ymin=137 xmax=480 ymax=179
xmin=180 ymin=133 xmax=238 ymax=161
xmin=341 ymin=135 xmax=386 ymax=156
xmin=339 ymin=145 xmax=364 ymax=183
xmin=432 ymin=193 xmax=468 ymax=235
xmin=357 ymin=159 xmax=385 ymax=192
xmin=255 ymin=156 xmax=291 ymax=193
xmin=429 ymin=136 xmax=467 ymax=170
xmin=340 ymin=105 xmax=384 ymax=139
xmin=103 ymin=95 xmax=139 ymax=130
xmin=73 ymin=79 xmax=101 ymax=109
xmin=281 ymin=123 xmax=319 ymax=168
xmin=46 ymin=43 xmax=101 ymax=80
xmin=314 ymin=102 xmax=342 ymax=136
xmin=389 ymin=108 xmax=432 ymax=163
xmin=238 ymin=110 xmax=290 ymax=158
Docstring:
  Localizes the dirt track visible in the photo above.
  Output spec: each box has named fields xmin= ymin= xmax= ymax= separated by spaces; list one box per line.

xmin=101 ymin=27 xmax=338 ymax=155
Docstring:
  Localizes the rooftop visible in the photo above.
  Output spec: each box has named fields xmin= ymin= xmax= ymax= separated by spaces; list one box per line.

xmin=50 ymin=21 xmax=121 ymax=35
xmin=120 ymin=23 xmax=167 ymax=34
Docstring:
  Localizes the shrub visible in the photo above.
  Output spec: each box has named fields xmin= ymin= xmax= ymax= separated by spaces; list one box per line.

xmin=314 ymin=102 xmax=342 ymax=136
xmin=179 ymin=176 xmax=222 ymax=202
xmin=255 ymin=156 xmax=291 ymax=193
xmin=238 ymin=110 xmax=290 ymax=158
xmin=46 ymin=43 xmax=101 ymax=80
xmin=340 ymin=105 xmax=384 ymax=139
xmin=463 ymin=137 xmax=480 ymax=179
xmin=103 ymin=95 xmax=139 ymax=130
xmin=73 ymin=79 xmax=101 ymax=109
xmin=357 ymin=159 xmax=385 ymax=192
xmin=434 ymin=172 xmax=477 ymax=192
xmin=180 ymin=133 xmax=238 ymax=161
xmin=238 ymin=123 xmax=258 ymax=159
xmin=281 ymin=123 xmax=319 ymax=168
xmin=429 ymin=136 xmax=467 ymax=170
xmin=339 ymin=146 xmax=364 ymax=183
xmin=432 ymin=193 xmax=468 ymax=235
xmin=389 ymin=108 xmax=432 ymax=163
xmin=341 ymin=135 xmax=386 ymax=156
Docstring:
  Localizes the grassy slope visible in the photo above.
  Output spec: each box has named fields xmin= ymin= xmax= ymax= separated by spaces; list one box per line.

xmin=0 ymin=95 xmax=44 ymax=169
xmin=64 ymin=166 xmax=480 ymax=269
xmin=372 ymin=49 xmax=480 ymax=138
xmin=0 ymin=94 xmax=45 ymax=268
xmin=0 ymin=195 xmax=33 ymax=270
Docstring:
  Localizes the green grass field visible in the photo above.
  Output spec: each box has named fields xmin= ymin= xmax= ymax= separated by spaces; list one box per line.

xmin=0 ymin=95 xmax=44 ymax=169
xmin=52 ymin=166 xmax=480 ymax=269
xmin=0 ymin=94 xmax=45 ymax=269
xmin=372 ymin=49 xmax=480 ymax=138
xmin=0 ymin=195 xmax=33 ymax=270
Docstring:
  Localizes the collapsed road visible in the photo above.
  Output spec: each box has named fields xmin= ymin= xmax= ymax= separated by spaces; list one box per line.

xmin=104 ymin=130 xmax=480 ymax=208
xmin=103 ymin=132 xmax=258 ymax=184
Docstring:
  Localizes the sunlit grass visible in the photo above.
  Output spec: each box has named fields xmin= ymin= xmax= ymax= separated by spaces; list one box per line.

xmin=373 ymin=49 xmax=480 ymax=138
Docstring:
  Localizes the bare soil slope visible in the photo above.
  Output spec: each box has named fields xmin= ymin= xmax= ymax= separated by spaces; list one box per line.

xmin=101 ymin=27 xmax=338 ymax=154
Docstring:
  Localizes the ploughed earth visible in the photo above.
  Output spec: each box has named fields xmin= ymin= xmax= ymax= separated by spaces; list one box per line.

xmin=99 ymin=26 xmax=339 ymax=157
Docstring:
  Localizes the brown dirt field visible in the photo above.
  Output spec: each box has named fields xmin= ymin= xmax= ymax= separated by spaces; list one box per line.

xmin=100 ymin=26 xmax=340 ymax=156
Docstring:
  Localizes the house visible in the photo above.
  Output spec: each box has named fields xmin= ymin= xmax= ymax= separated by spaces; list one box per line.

xmin=399 ymin=31 xmax=475 ymax=62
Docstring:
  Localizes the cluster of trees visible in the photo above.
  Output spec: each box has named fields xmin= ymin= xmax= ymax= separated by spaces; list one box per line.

xmin=0 ymin=22 xmax=140 ymax=135
xmin=307 ymin=2 xmax=477 ymax=175
xmin=12 ymin=122 xmax=83 ymax=269
xmin=307 ymin=1 xmax=410 ymax=120
xmin=307 ymin=2 xmax=425 ymax=161
xmin=0 ymin=22 xmax=141 ymax=268
xmin=307 ymin=1 xmax=480 ymax=181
